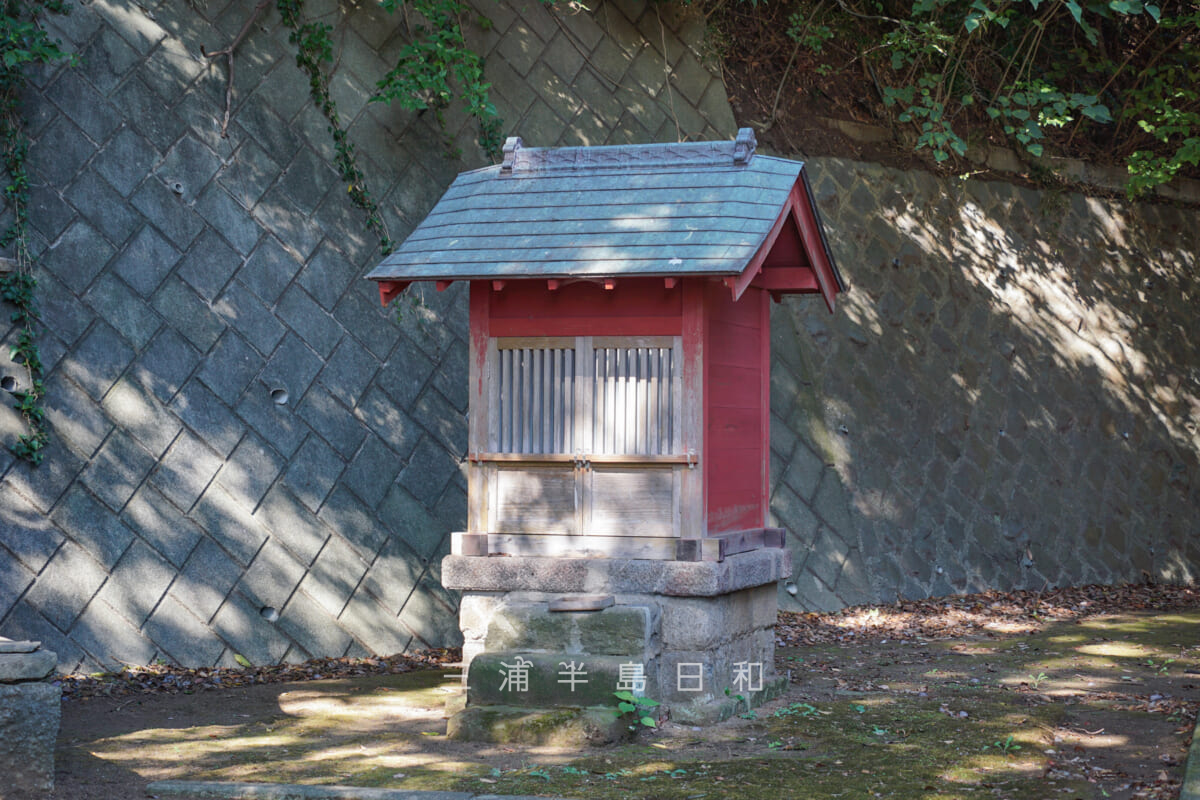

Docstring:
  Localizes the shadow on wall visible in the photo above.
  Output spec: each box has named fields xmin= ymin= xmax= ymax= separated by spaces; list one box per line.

xmin=769 ymin=160 xmax=1200 ymax=612
xmin=0 ymin=0 xmax=538 ymax=672
xmin=0 ymin=281 xmax=467 ymax=674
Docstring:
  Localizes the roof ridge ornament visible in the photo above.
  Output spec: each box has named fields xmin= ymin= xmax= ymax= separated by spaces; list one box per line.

xmin=733 ymin=127 xmax=757 ymax=165
xmin=500 ymin=136 xmax=523 ymax=174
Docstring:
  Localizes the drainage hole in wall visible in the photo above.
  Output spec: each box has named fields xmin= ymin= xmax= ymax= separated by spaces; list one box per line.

xmin=171 ymin=181 xmax=184 ymax=195
xmin=0 ymin=375 xmax=15 ymax=392
xmin=785 ymin=581 xmax=798 ymax=596
xmin=270 ymin=388 xmax=289 ymax=405
xmin=260 ymin=606 xmax=280 ymax=622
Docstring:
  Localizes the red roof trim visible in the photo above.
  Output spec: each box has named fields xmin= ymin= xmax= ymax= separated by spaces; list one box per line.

xmin=727 ymin=194 xmax=792 ymax=302
xmin=791 ymin=181 xmax=841 ymax=313
xmin=378 ymin=280 xmax=411 ymax=306
xmin=731 ymin=178 xmax=842 ymax=311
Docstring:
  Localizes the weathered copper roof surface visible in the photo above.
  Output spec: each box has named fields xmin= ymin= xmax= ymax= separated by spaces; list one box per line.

xmin=367 ymin=129 xmax=842 ymax=285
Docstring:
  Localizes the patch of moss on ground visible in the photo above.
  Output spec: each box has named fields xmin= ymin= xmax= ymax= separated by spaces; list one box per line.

xmin=456 ymin=693 xmax=1089 ymax=799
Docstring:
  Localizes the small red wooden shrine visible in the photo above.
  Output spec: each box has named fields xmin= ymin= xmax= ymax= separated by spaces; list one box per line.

xmin=368 ymin=128 xmax=844 ymax=562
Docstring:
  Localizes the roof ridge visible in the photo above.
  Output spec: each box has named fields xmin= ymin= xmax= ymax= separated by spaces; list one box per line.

xmin=500 ymin=128 xmax=758 ymax=175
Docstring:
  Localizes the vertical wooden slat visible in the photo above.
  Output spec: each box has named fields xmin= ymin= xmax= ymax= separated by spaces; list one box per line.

xmin=547 ymin=347 xmax=554 ymax=453
xmin=663 ymin=348 xmax=672 ymax=454
xmin=657 ymin=348 xmax=668 ymax=454
xmin=652 ymin=347 xmax=662 ymax=455
xmin=566 ymin=348 xmax=575 ymax=452
xmin=535 ymin=348 xmax=545 ymax=453
xmin=521 ymin=349 xmax=532 ymax=453
xmin=577 ymin=336 xmax=593 ymax=456
xmin=627 ymin=348 xmax=638 ymax=454
xmin=636 ymin=348 xmax=648 ymax=454
xmin=615 ymin=349 xmax=624 ymax=454
xmin=604 ymin=349 xmax=615 ymax=454
xmin=671 ymin=338 xmax=683 ymax=453
xmin=551 ymin=349 xmax=561 ymax=452
xmin=500 ymin=348 xmax=511 ymax=452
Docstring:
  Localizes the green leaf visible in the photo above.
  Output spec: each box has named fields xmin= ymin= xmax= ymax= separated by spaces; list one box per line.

xmin=234 ymin=653 xmax=252 ymax=668
xmin=639 ymin=716 xmax=657 ymax=728
xmin=1028 ymin=142 xmax=1044 ymax=157
xmin=1145 ymin=3 xmax=1160 ymax=19
xmin=1065 ymin=0 xmax=1083 ymax=22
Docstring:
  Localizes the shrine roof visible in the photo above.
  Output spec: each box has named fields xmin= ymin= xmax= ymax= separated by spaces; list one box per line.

xmin=367 ymin=128 xmax=845 ymax=302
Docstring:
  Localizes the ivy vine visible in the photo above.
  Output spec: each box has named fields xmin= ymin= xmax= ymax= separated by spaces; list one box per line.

xmin=274 ymin=0 xmax=512 ymax=260
xmin=0 ymin=0 xmax=73 ymax=465
xmin=373 ymin=0 xmax=504 ymax=159
xmin=276 ymin=0 xmax=393 ymax=255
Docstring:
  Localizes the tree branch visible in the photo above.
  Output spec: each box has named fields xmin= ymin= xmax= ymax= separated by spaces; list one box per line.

xmin=201 ymin=0 xmax=271 ymax=138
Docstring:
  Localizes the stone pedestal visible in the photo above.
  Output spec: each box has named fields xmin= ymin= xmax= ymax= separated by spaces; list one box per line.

xmin=0 ymin=639 xmax=60 ymax=799
xmin=443 ymin=548 xmax=790 ymax=739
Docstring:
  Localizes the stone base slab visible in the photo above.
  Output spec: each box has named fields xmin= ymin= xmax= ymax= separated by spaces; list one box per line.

xmin=443 ymin=548 xmax=791 ymax=596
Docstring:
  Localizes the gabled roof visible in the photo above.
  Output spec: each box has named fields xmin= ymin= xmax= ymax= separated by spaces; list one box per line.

xmin=367 ymin=128 xmax=846 ymax=311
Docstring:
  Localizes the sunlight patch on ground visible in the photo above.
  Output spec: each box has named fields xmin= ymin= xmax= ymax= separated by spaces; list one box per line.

xmin=1076 ymin=641 xmax=1156 ymax=658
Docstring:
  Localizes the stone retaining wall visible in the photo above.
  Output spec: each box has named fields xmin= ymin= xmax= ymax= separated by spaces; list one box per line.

xmin=770 ymin=159 xmax=1200 ymax=609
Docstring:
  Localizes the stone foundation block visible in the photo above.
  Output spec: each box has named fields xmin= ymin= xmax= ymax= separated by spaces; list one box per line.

xmin=448 ymin=551 xmax=790 ymax=735
xmin=0 ymin=682 xmax=61 ymax=799
xmin=482 ymin=603 xmax=654 ymax=655
xmin=468 ymin=651 xmax=656 ymax=708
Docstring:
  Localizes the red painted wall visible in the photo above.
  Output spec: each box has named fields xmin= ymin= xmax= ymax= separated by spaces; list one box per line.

xmin=472 ymin=277 xmax=772 ymax=538
xmin=703 ymin=282 xmax=769 ymax=533
xmin=484 ymin=278 xmax=683 ymax=337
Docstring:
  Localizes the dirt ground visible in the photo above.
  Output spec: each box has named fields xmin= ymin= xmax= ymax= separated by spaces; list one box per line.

xmin=53 ymin=588 xmax=1200 ymax=800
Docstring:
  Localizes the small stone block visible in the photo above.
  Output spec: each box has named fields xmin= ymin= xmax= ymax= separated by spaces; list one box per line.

xmin=450 ymin=532 xmax=488 ymax=557
xmin=549 ymin=594 xmax=614 ymax=612
xmin=0 ymin=650 xmax=56 ymax=683
xmin=0 ymin=640 xmax=40 ymax=654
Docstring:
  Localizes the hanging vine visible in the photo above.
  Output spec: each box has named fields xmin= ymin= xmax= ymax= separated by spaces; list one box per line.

xmin=373 ymin=0 xmax=504 ymax=159
xmin=0 ymin=0 xmax=73 ymax=465
xmin=276 ymin=0 xmax=394 ymax=255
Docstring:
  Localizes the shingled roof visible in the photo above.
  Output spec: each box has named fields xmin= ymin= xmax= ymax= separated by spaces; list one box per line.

xmin=367 ymin=128 xmax=845 ymax=310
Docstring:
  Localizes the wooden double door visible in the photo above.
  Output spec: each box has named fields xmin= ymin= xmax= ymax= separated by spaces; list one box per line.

xmin=473 ymin=336 xmax=689 ymax=550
